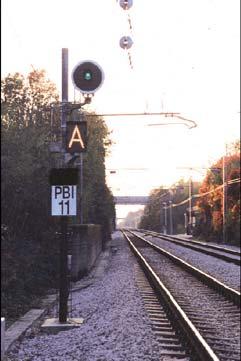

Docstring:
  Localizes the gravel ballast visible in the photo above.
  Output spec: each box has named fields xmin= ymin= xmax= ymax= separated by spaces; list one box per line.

xmin=147 ymin=235 xmax=240 ymax=291
xmin=140 ymin=247 xmax=240 ymax=360
xmin=6 ymin=232 xmax=170 ymax=361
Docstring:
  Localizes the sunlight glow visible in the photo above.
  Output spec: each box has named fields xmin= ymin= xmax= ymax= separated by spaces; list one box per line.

xmin=2 ymin=0 xmax=240 ymax=222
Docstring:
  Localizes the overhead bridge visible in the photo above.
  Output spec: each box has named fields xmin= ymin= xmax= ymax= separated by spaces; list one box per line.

xmin=114 ymin=196 xmax=149 ymax=205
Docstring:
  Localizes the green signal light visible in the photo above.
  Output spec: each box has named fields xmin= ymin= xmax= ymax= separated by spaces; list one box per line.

xmin=84 ymin=71 xmax=92 ymax=81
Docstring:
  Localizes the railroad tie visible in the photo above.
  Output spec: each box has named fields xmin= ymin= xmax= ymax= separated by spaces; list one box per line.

xmin=134 ymin=264 xmax=187 ymax=359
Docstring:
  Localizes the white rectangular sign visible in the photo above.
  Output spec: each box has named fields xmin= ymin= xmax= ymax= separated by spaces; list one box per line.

xmin=51 ymin=185 xmax=77 ymax=216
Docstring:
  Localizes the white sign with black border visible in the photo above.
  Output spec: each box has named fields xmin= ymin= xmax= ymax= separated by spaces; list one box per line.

xmin=51 ymin=185 xmax=77 ymax=216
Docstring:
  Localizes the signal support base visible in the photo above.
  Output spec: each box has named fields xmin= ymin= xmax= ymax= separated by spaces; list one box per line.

xmin=41 ymin=318 xmax=84 ymax=334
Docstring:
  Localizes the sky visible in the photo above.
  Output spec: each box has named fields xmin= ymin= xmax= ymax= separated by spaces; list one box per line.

xmin=1 ymin=0 xmax=240 ymax=220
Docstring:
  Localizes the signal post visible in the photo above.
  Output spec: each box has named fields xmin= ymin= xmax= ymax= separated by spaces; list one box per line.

xmin=43 ymin=49 xmax=104 ymax=331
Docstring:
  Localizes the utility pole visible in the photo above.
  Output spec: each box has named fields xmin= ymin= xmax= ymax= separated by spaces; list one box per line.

xmin=222 ymin=144 xmax=227 ymax=243
xmin=163 ymin=202 xmax=167 ymax=234
xmin=188 ymin=176 xmax=192 ymax=235
xmin=160 ymin=203 xmax=162 ymax=234
xmin=169 ymin=200 xmax=173 ymax=235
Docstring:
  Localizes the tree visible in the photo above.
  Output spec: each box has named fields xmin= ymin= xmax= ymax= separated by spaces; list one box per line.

xmin=1 ymin=70 xmax=60 ymax=239
xmin=81 ymin=112 xmax=115 ymax=245
xmin=139 ymin=187 xmax=166 ymax=231
xmin=1 ymin=70 xmax=60 ymax=322
xmin=195 ymin=141 xmax=240 ymax=243
xmin=1 ymin=70 xmax=115 ymax=322
xmin=1 ymin=70 xmax=59 ymax=130
xmin=139 ymin=179 xmax=201 ymax=234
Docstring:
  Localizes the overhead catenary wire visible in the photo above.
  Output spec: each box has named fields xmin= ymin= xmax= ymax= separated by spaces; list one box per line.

xmin=126 ymin=12 xmax=134 ymax=69
xmin=167 ymin=178 xmax=241 ymax=209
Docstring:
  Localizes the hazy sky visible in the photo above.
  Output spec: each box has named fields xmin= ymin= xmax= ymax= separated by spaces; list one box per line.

xmin=2 ymin=0 xmax=240 ymax=208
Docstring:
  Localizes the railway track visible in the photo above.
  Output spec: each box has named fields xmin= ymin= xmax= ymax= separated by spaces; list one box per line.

xmin=135 ymin=229 xmax=241 ymax=266
xmin=121 ymin=229 xmax=240 ymax=361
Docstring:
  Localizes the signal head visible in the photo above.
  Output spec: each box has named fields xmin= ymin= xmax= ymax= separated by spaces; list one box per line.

xmin=72 ymin=60 xmax=104 ymax=95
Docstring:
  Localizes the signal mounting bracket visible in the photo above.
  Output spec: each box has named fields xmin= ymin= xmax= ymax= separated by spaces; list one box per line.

xmin=61 ymin=97 xmax=92 ymax=115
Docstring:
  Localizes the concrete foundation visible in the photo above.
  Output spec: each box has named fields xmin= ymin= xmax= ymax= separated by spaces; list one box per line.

xmin=41 ymin=318 xmax=84 ymax=334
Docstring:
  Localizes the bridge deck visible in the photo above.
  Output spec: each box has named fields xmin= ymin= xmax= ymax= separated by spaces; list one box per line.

xmin=114 ymin=196 xmax=149 ymax=205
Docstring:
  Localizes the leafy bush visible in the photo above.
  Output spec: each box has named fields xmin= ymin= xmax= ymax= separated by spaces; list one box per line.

xmin=1 ymin=70 xmax=115 ymax=322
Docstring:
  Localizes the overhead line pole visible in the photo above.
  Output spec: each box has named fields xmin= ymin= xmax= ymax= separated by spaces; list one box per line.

xmin=162 ymin=202 xmax=167 ymax=234
xmin=222 ymin=144 xmax=227 ymax=244
xmin=169 ymin=201 xmax=173 ymax=235
xmin=188 ymin=176 xmax=192 ymax=235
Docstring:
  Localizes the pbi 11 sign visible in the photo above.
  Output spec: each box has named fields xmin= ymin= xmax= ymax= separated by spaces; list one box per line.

xmin=66 ymin=121 xmax=87 ymax=153
xmin=49 ymin=168 xmax=79 ymax=216
xmin=51 ymin=185 xmax=77 ymax=216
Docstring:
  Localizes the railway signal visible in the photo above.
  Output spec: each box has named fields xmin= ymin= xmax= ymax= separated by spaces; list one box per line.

xmin=72 ymin=60 xmax=104 ymax=94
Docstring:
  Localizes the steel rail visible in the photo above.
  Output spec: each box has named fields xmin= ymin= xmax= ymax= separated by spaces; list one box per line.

xmin=121 ymin=230 xmax=220 ymax=361
xmin=137 ymin=229 xmax=241 ymax=265
xmin=128 ymin=230 xmax=240 ymax=307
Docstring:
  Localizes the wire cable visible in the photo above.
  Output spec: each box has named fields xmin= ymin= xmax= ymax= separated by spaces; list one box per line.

xmin=168 ymin=178 xmax=241 ymax=209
